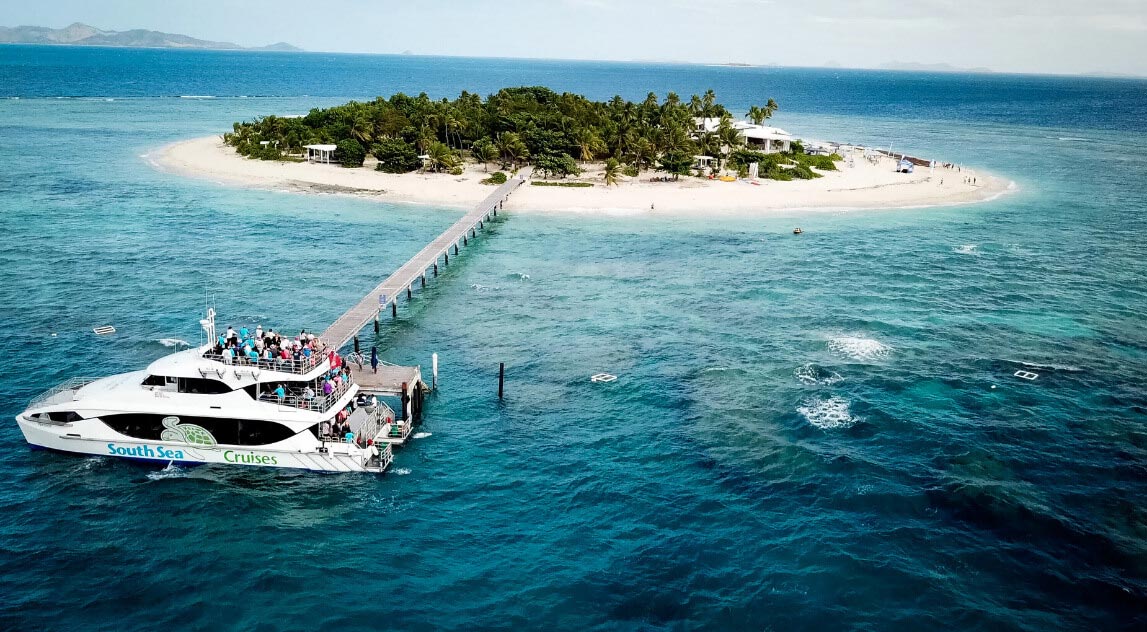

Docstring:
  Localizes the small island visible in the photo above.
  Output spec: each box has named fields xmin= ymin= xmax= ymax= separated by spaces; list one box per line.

xmin=153 ymin=86 xmax=1010 ymax=215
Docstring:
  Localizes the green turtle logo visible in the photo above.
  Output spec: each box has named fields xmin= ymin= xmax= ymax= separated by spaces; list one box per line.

xmin=160 ymin=416 xmax=218 ymax=459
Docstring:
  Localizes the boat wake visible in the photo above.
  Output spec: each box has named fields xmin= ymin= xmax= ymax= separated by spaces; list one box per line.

xmin=412 ymin=432 xmax=432 ymax=439
xmin=797 ymin=396 xmax=860 ymax=430
xmin=156 ymin=338 xmax=193 ymax=348
xmin=827 ymin=336 xmax=891 ymax=362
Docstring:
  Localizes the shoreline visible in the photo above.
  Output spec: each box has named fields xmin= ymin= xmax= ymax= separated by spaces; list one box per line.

xmin=148 ymin=136 xmax=1015 ymax=217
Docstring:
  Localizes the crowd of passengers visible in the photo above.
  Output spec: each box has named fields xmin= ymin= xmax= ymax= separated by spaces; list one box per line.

xmin=211 ymin=325 xmax=327 ymax=370
xmin=261 ymin=363 xmax=354 ymax=409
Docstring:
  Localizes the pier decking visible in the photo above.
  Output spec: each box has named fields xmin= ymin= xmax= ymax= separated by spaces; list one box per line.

xmin=321 ymin=171 xmax=527 ymax=401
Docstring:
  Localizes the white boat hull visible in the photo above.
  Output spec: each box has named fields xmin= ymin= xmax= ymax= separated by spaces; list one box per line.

xmin=16 ymin=415 xmax=391 ymax=474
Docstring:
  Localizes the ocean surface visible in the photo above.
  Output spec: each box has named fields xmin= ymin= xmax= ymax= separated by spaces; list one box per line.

xmin=1 ymin=46 xmax=1146 ymax=630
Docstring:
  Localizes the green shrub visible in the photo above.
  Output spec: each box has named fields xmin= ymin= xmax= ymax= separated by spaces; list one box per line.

xmin=481 ymin=171 xmax=508 ymax=185
xmin=372 ymin=138 xmax=421 ymax=173
xmin=449 ymin=165 xmax=464 ymax=176
xmin=789 ymin=164 xmax=822 ymax=179
xmin=335 ymin=138 xmax=366 ymax=168
xmin=531 ymin=181 xmax=593 ymax=187
xmin=791 ymin=153 xmax=839 ymax=171
xmin=622 ymin=164 xmax=639 ymax=177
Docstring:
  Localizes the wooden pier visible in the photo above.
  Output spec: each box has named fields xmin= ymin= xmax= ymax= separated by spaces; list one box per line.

xmin=320 ymin=171 xmax=528 ymax=400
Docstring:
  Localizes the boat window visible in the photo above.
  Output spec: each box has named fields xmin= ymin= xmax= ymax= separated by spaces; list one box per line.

xmin=176 ymin=377 xmax=233 ymax=395
xmin=141 ymin=375 xmax=170 ymax=386
xmin=46 ymin=411 xmax=82 ymax=423
xmin=101 ymin=414 xmax=296 ymax=446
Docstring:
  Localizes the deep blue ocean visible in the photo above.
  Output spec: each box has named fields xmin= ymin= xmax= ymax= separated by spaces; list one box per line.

xmin=1 ymin=46 xmax=1146 ymax=630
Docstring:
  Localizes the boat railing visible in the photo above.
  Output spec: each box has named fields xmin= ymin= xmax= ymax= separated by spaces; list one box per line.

xmin=258 ymin=379 xmax=352 ymax=414
xmin=359 ymin=401 xmax=399 ymax=444
xmin=29 ymin=377 xmax=101 ymax=408
xmin=202 ymin=348 xmax=329 ymax=376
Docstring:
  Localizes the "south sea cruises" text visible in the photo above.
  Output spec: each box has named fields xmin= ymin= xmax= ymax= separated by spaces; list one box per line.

xmin=106 ymin=444 xmax=279 ymax=465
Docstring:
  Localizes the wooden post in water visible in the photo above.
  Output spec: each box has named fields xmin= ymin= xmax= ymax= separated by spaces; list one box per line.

xmin=421 ymin=274 xmax=426 ymax=288
xmin=391 ymin=302 xmax=397 ymax=318
xmin=354 ymin=336 xmax=360 ymax=354
xmin=454 ymin=244 xmax=459 ymax=255
xmin=444 ymin=252 xmax=449 ymax=265
xmin=374 ymin=312 xmax=379 ymax=333
xmin=498 ymin=362 xmax=504 ymax=399
xmin=433 ymin=263 xmax=438 ymax=277
xmin=463 ymin=235 xmax=468 ymax=246
xmin=407 ymin=286 xmax=412 ymax=300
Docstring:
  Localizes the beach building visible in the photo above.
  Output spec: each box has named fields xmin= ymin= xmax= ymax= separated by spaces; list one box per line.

xmin=304 ymin=144 xmax=337 ymax=164
xmin=739 ymin=126 xmax=792 ymax=153
xmin=693 ymin=117 xmax=793 ymax=154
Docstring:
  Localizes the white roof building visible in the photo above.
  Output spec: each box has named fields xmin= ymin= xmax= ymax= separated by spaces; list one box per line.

xmin=693 ymin=118 xmax=794 ymax=154
xmin=303 ymin=144 xmax=337 ymax=164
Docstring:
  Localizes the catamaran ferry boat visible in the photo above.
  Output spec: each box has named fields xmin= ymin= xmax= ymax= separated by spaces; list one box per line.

xmin=16 ymin=309 xmax=423 ymax=473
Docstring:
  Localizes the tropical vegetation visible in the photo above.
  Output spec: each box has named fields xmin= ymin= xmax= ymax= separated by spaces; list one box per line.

xmin=222 ymin=86 xmax=831 ymax=182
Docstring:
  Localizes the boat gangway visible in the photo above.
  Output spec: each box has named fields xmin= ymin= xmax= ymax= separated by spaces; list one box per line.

xmin=320 ymin=171 xmax=528 ymax=398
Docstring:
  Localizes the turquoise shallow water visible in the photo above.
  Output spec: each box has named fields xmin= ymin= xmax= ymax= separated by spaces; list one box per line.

xmin=1 ymin=47 xmax=1146 ymax=630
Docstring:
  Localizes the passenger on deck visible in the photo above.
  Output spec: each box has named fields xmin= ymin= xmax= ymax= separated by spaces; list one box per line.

xmin=273 ymin=384 xmax=286 ymax=401
xmin=255 ymin=325 xmax=263 ymax=340
xmin=303 ymin=385 xmax=315 ymax=401
xmin=226 ymin=326 xmax=237 ymax=345
xmin=322 ymin=379 xmax=334 ymax=396
xmin=221 ymin=347 xmax=233 ymax=365
xmin=319 ymin=420 xmax=331 ymax=438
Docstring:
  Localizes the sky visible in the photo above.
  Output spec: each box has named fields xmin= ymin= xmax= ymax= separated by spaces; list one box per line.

xmin=4 ymin=0 xmax=1147 ymax=76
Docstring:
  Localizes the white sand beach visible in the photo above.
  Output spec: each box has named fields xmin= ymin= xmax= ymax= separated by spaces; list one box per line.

xmin=151 ymin=136 xmax=1013 ymax=216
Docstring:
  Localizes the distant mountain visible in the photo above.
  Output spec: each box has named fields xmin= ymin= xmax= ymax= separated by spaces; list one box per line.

xmin=0 ymin=23 xmax=302 ymax=51
xmin=879 ymin=61 xmax=993 ymax=74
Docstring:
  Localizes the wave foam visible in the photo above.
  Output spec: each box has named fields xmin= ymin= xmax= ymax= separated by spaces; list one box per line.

xmin=146 ymin=462 xmax=187 ymax=480
xmin=794 ymin=363 xmax=843 ymax=385
xmin=827 ymin=336 xmax=891 ymax=362
xmin=412 ymin=432 xmax=432 ymax=439
xmin=470 ymin=283 xmax=498 ymax=292
xmin=797 ymin=396 xmax=860 ymax=430
xmin=954 ymin=244 xmax=978 ymax=255
xmin=157 ymin=338 xmax=192 ymax=348
xmin=392 ymin=468 xmax=412 ymax=475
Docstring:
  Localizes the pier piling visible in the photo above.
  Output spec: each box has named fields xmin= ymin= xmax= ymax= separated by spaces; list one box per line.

xmin=498 ymin=362 xmax=504 ymax=399
xmin=318 ymin=171 xmax=528 ymax=352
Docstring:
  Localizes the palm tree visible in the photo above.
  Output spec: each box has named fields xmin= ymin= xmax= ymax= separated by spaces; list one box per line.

xmin=471 ymin=138 xmax=498 ymax=172
xmin=425 ymin=141 xmax=456 ymax=173
xmin=603 ymin=158 xmax=620 ymax=186
xmin=746 ymin=106 xmax=764 ymax=125
xmin=576 ymin=128 xmax=606 ymax=163
xmin=747 ymin=100 xmax=779 ymax=125
xmin=702 ymin=89 xmax=717 ymax=118
xmin=350 ymin=113 xmax=373 ymax=144
xmin=496 ymin=132 xmax=528 ymax=168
